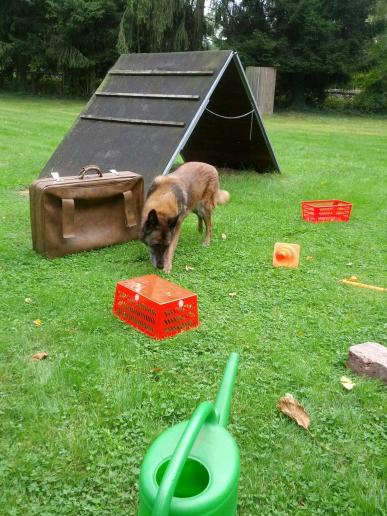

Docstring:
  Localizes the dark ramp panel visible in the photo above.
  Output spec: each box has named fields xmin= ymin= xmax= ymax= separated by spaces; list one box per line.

xmin=40 ymin=51 xmax=231 ymax=187
xmin=40 ymin=50 xmax=279 ymax=189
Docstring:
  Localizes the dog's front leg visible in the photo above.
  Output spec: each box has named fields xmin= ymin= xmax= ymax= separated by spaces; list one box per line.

xmin=203 ymin=212 xmax=212 ymax=247
xmin=163 ymin=222 xmax=182 ymax=273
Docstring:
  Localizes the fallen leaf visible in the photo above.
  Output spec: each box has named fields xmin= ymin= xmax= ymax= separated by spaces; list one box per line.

xmin=346 ymin=262 xmax=353 ymax=266
xmin=24 ymin=298 xmax=33 ymax=303
xmin=340 ymin=376 xmax=356 ymax=390
xmin=228 ymin=292 xmax=237 ymax=297
xmin=185 ymin=265 xmax=195 ymax=271
xmin=18 ymin=189 xmax=29 ymax=198
xmin=33 ymin=319 xmax=42 ymax=326
xmin=277 ymin=393 xmax=310 ymax=430
xmin=151 ymin=367 xmax=162 ymax=373
xmin=221 ymin=233 xmax=227 ymax=240
xmin=306 ymin=256 xmax=315 ymax=261
xmin=31 ymin=352 xmax=48 ymax=361
xmin=349 ymin=275 xmax=358 ymax=281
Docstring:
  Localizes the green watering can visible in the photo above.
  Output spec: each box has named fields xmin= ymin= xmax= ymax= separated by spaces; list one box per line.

xmin=138 ymin=352 xmax=240 ymax=516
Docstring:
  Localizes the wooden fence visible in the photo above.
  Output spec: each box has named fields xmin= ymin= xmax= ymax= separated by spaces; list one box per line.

xmin=246 ymin=67 xmax=277 ymax=115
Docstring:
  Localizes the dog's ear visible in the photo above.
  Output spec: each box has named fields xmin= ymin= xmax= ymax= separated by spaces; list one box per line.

xmin=145 ymin=209 xmax=159 ymax=229
xmin=168 ymin=215 xmax=179 ymax=229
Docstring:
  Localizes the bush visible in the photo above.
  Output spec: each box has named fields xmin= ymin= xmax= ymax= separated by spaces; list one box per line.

xmin=351 ymin=30 xmax=387 ymax=113
xmin=353 ymin=89 xmax=387 ymax=113
xmin=352 ymin=67 xmax=387 ymax=113
xmin=323 ymin=95 xmax=357 ymax=112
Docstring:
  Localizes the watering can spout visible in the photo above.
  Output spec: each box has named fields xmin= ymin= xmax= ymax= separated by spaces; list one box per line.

xmin=214 ymin=352 xmax=239 ymax=428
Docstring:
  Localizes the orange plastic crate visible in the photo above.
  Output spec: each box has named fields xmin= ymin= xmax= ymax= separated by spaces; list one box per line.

xmin=302 ymin=199 xmax=352 ymax=223
xmin=113 ymin=274 xmax=199 ymax=339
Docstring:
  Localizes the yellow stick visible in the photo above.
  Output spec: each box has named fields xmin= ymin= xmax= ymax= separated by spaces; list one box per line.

xmin=340 ymin=279 xmax=387 ymax=292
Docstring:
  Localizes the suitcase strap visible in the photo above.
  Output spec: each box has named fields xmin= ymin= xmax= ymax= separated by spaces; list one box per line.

xmin=62 ymin=199 xmax=75 ymax=239
xmin=61 ymin=191 xmax=137 ymax=239
xmin=123 ymin=191 xmax=137 ymax=228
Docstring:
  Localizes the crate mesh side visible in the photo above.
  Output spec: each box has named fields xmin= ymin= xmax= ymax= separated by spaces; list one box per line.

xmin=113 ymin=283 xmax=199 ymax=339
xmin=162 ymin=299 xmax=199 ymax=337
xmin=302 ymin=201 xmax=351 ymax=222
xmin=114 ymin=288 xmax=157 ymax=335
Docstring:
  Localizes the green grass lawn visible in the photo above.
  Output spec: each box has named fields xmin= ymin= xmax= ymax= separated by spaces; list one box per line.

xmin=0 ymin=93 xmax=386 ymax=515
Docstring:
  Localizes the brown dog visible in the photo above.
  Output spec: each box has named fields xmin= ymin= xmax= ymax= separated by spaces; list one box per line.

xmin=140 ymin=162 xmax=230 ymax=272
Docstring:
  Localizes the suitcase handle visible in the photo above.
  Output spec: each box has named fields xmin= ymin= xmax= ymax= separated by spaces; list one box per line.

xmin=79 ymin=165 xmax=103 ymax=179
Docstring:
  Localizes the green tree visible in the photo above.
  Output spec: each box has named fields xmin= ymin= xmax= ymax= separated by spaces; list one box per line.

xmin=0 ymin=0 xmax=126 ymax=95
xmin=212 ymin=0 xmax=275 ymax=65
xmin=117 ymin=0 xmax=207 ymax=54
xmin=0 ymin=0 xmax=208 ymax=96
xmin=354 ymin=0 xmax=387 ymax=112
xmin=46 ymin=0 xmax=125 ymax=95
xmin=0 ymin=0 xmax=47 ymax=90
xmin=212 ymin=0 xmax=378 ymax=106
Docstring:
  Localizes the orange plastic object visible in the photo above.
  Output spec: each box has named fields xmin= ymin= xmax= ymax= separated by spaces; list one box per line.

xmin=302 ymin=199 xmax=352 ymax=222
xmin=273 ymin=242 xmax=300 ymax=268
xmin=340 ymin=279 xmax=387 ymax=292
xmin=113 ymin=275 xmax=199 ymax=339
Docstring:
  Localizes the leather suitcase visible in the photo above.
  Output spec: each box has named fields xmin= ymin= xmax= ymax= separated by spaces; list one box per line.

xmin=29 ymin=165 xmax=144 ymax=258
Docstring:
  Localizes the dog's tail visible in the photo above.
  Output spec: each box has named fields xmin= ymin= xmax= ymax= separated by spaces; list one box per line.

xmin=216 ymin=189 xmax=230 ymax=205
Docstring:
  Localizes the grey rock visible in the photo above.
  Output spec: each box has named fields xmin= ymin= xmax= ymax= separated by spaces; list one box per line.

xmin=347 ymin=342 xmax=387 ymax=382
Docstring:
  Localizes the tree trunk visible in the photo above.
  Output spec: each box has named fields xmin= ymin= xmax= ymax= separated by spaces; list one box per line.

xmin=192 ymin=0 xmax=205 ymax=50
xmin=16 ymin=58 xmax=28 ymax=91
xmin=291 ymin=73 xmax=305 ymax=108
xmin=0 ymin=67 xmax=13 ymax=89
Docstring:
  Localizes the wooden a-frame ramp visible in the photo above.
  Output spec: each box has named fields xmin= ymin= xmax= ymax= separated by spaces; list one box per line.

xmin=40 ymin=50 xmax=279 ymax=188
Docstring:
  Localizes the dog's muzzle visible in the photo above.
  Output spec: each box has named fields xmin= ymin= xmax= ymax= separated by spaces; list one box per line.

xmin=150 ymin=253 xmax=164 ymax=269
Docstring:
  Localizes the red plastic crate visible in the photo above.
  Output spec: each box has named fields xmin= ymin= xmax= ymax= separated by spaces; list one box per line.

xmin=302 ymin=199 xmax=352 ymax=223
xmin=113 ymin=274 xmax=199 ymax=339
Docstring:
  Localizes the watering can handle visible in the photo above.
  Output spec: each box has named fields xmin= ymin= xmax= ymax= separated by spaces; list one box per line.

xmin=152 ymin=401 xmax=217 ymax=516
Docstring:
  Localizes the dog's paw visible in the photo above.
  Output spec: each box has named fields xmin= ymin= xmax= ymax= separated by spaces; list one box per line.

xmin=163 ymin=264 xmax=172 ymax=273
xmin=202 ymin=241 xmax=210 ymax=247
